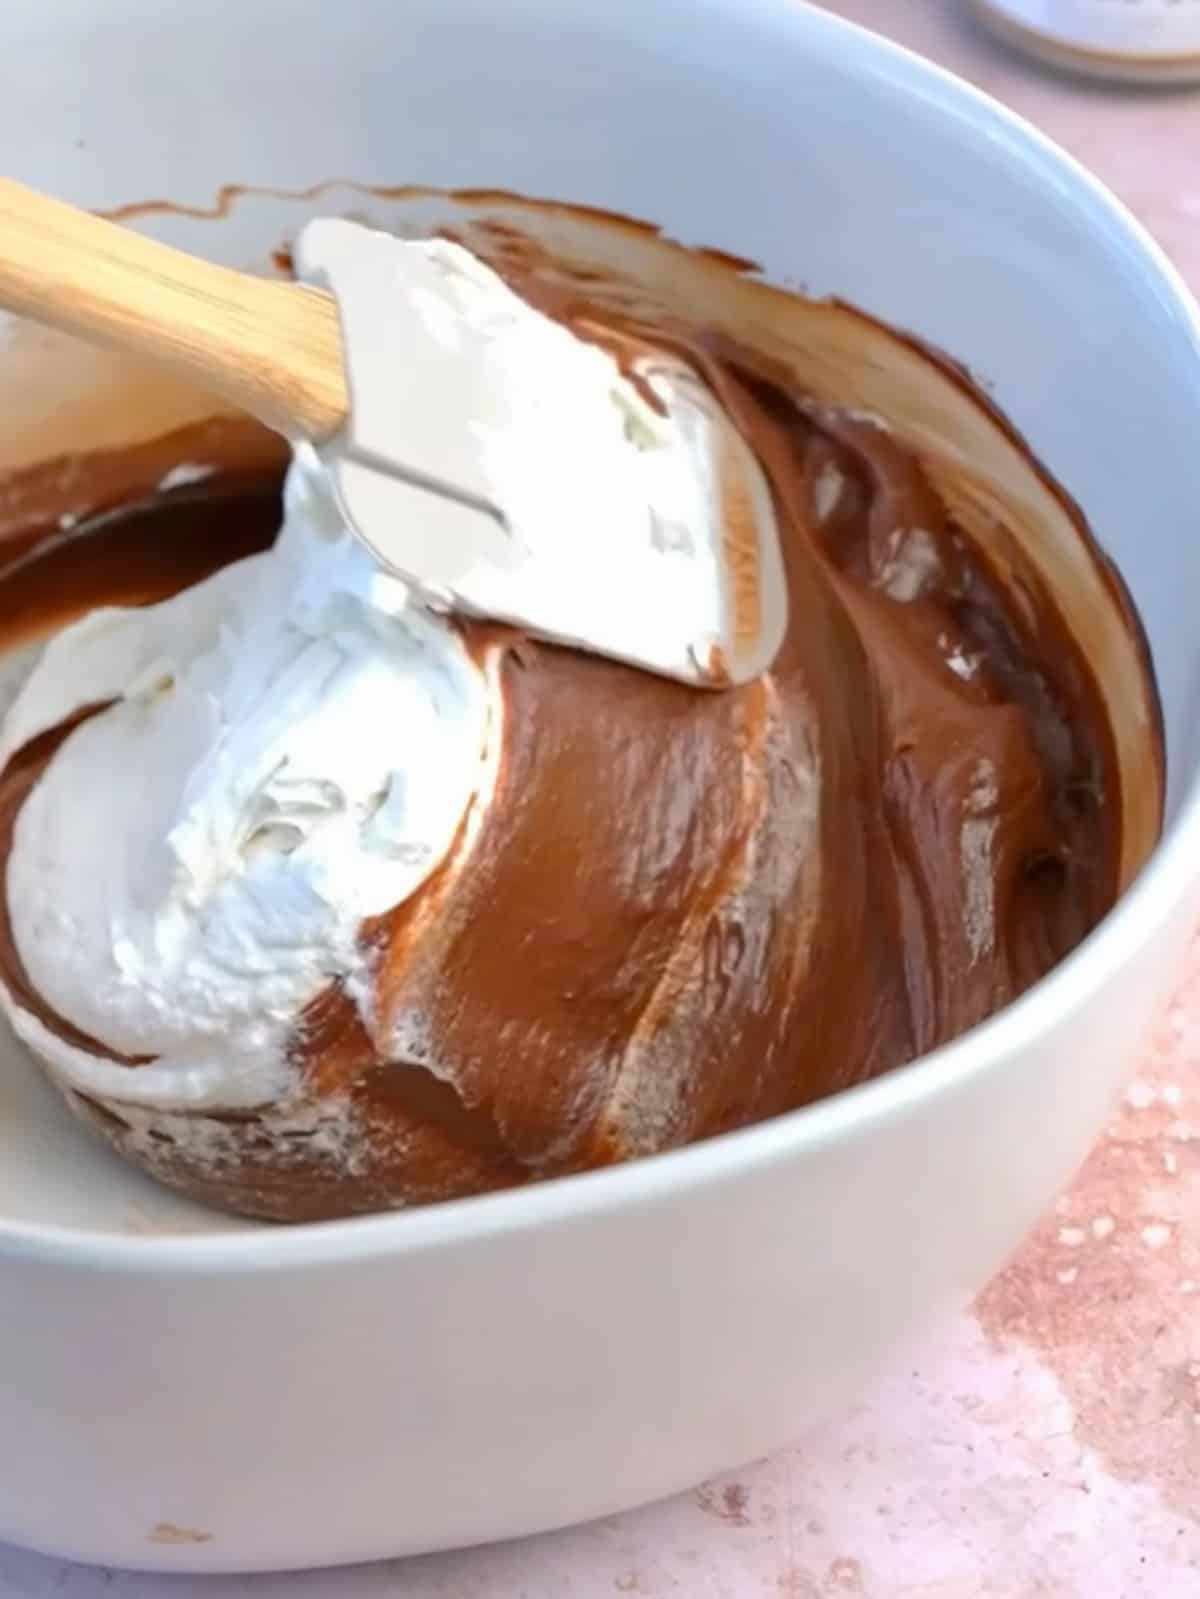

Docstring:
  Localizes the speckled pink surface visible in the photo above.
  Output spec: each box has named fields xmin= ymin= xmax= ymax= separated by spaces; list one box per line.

xmin=3 ymin=5 xmax=1200 ymax=1595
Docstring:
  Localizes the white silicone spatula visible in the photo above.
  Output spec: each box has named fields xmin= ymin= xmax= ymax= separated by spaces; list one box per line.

xmin=0 ymin=178 xmax=788 ymax=688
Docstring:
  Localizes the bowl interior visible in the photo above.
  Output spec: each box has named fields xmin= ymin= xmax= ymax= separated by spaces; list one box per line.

xmin=0 ymin=0 xmax=1198 ymax=1239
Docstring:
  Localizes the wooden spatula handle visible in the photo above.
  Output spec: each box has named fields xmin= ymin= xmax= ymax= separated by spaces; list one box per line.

xmin=0 ymin=177 xmax=348 ymax=440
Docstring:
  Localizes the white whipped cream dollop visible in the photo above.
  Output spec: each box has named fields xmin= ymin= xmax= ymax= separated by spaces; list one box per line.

xmin=299 ymin=226 xmax=783 ymax=687
xmin=0 ymin=449 xmax=494 ymax=1110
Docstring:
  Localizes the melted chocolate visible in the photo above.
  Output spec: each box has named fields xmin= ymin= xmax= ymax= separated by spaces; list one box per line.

xmin=0 ymin=248 xmax=1158 ymax=1219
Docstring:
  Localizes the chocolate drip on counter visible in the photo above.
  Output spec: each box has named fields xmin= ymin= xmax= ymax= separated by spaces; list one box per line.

xmin=0 ymin=292 xmax=1138 ymax=1220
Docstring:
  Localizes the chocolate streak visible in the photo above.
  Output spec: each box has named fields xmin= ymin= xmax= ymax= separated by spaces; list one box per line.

xmin=0 ymin=246 xmax=1155 ymax=1221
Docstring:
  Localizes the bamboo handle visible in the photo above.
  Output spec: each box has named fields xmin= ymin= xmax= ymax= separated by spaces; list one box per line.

xmin=0 ymin=178 xmax=348 ymax=440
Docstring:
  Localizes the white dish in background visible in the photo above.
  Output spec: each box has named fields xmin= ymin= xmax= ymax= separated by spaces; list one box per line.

xmin=971 ymin=0 xmax=1200 ymax=84
xmin=1 ymin=0 xmax=1200 ymax=1573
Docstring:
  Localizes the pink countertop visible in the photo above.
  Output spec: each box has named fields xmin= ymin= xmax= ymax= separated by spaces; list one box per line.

xmin=4 ymin=5 xmax=1200 ymax=1596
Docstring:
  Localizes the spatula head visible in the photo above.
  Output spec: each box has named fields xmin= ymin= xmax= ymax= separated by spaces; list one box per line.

xmin=295 ymin=218 xmax=787 ymax=688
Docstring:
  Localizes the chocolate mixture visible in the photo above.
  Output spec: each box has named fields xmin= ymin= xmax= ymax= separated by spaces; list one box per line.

xmin=0 ymin=235 xmax=1162 ymax=1219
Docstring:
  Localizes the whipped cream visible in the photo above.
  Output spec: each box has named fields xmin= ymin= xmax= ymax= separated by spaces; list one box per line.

xmin=298 ymin=225 xmax=784 ymax=687
xmin=0 ymin=449 xmax=495 ymax=1110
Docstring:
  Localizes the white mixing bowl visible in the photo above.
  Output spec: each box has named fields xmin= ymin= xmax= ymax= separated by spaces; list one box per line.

xmin=1 ymin=0 xmax=1198 ymax=1573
